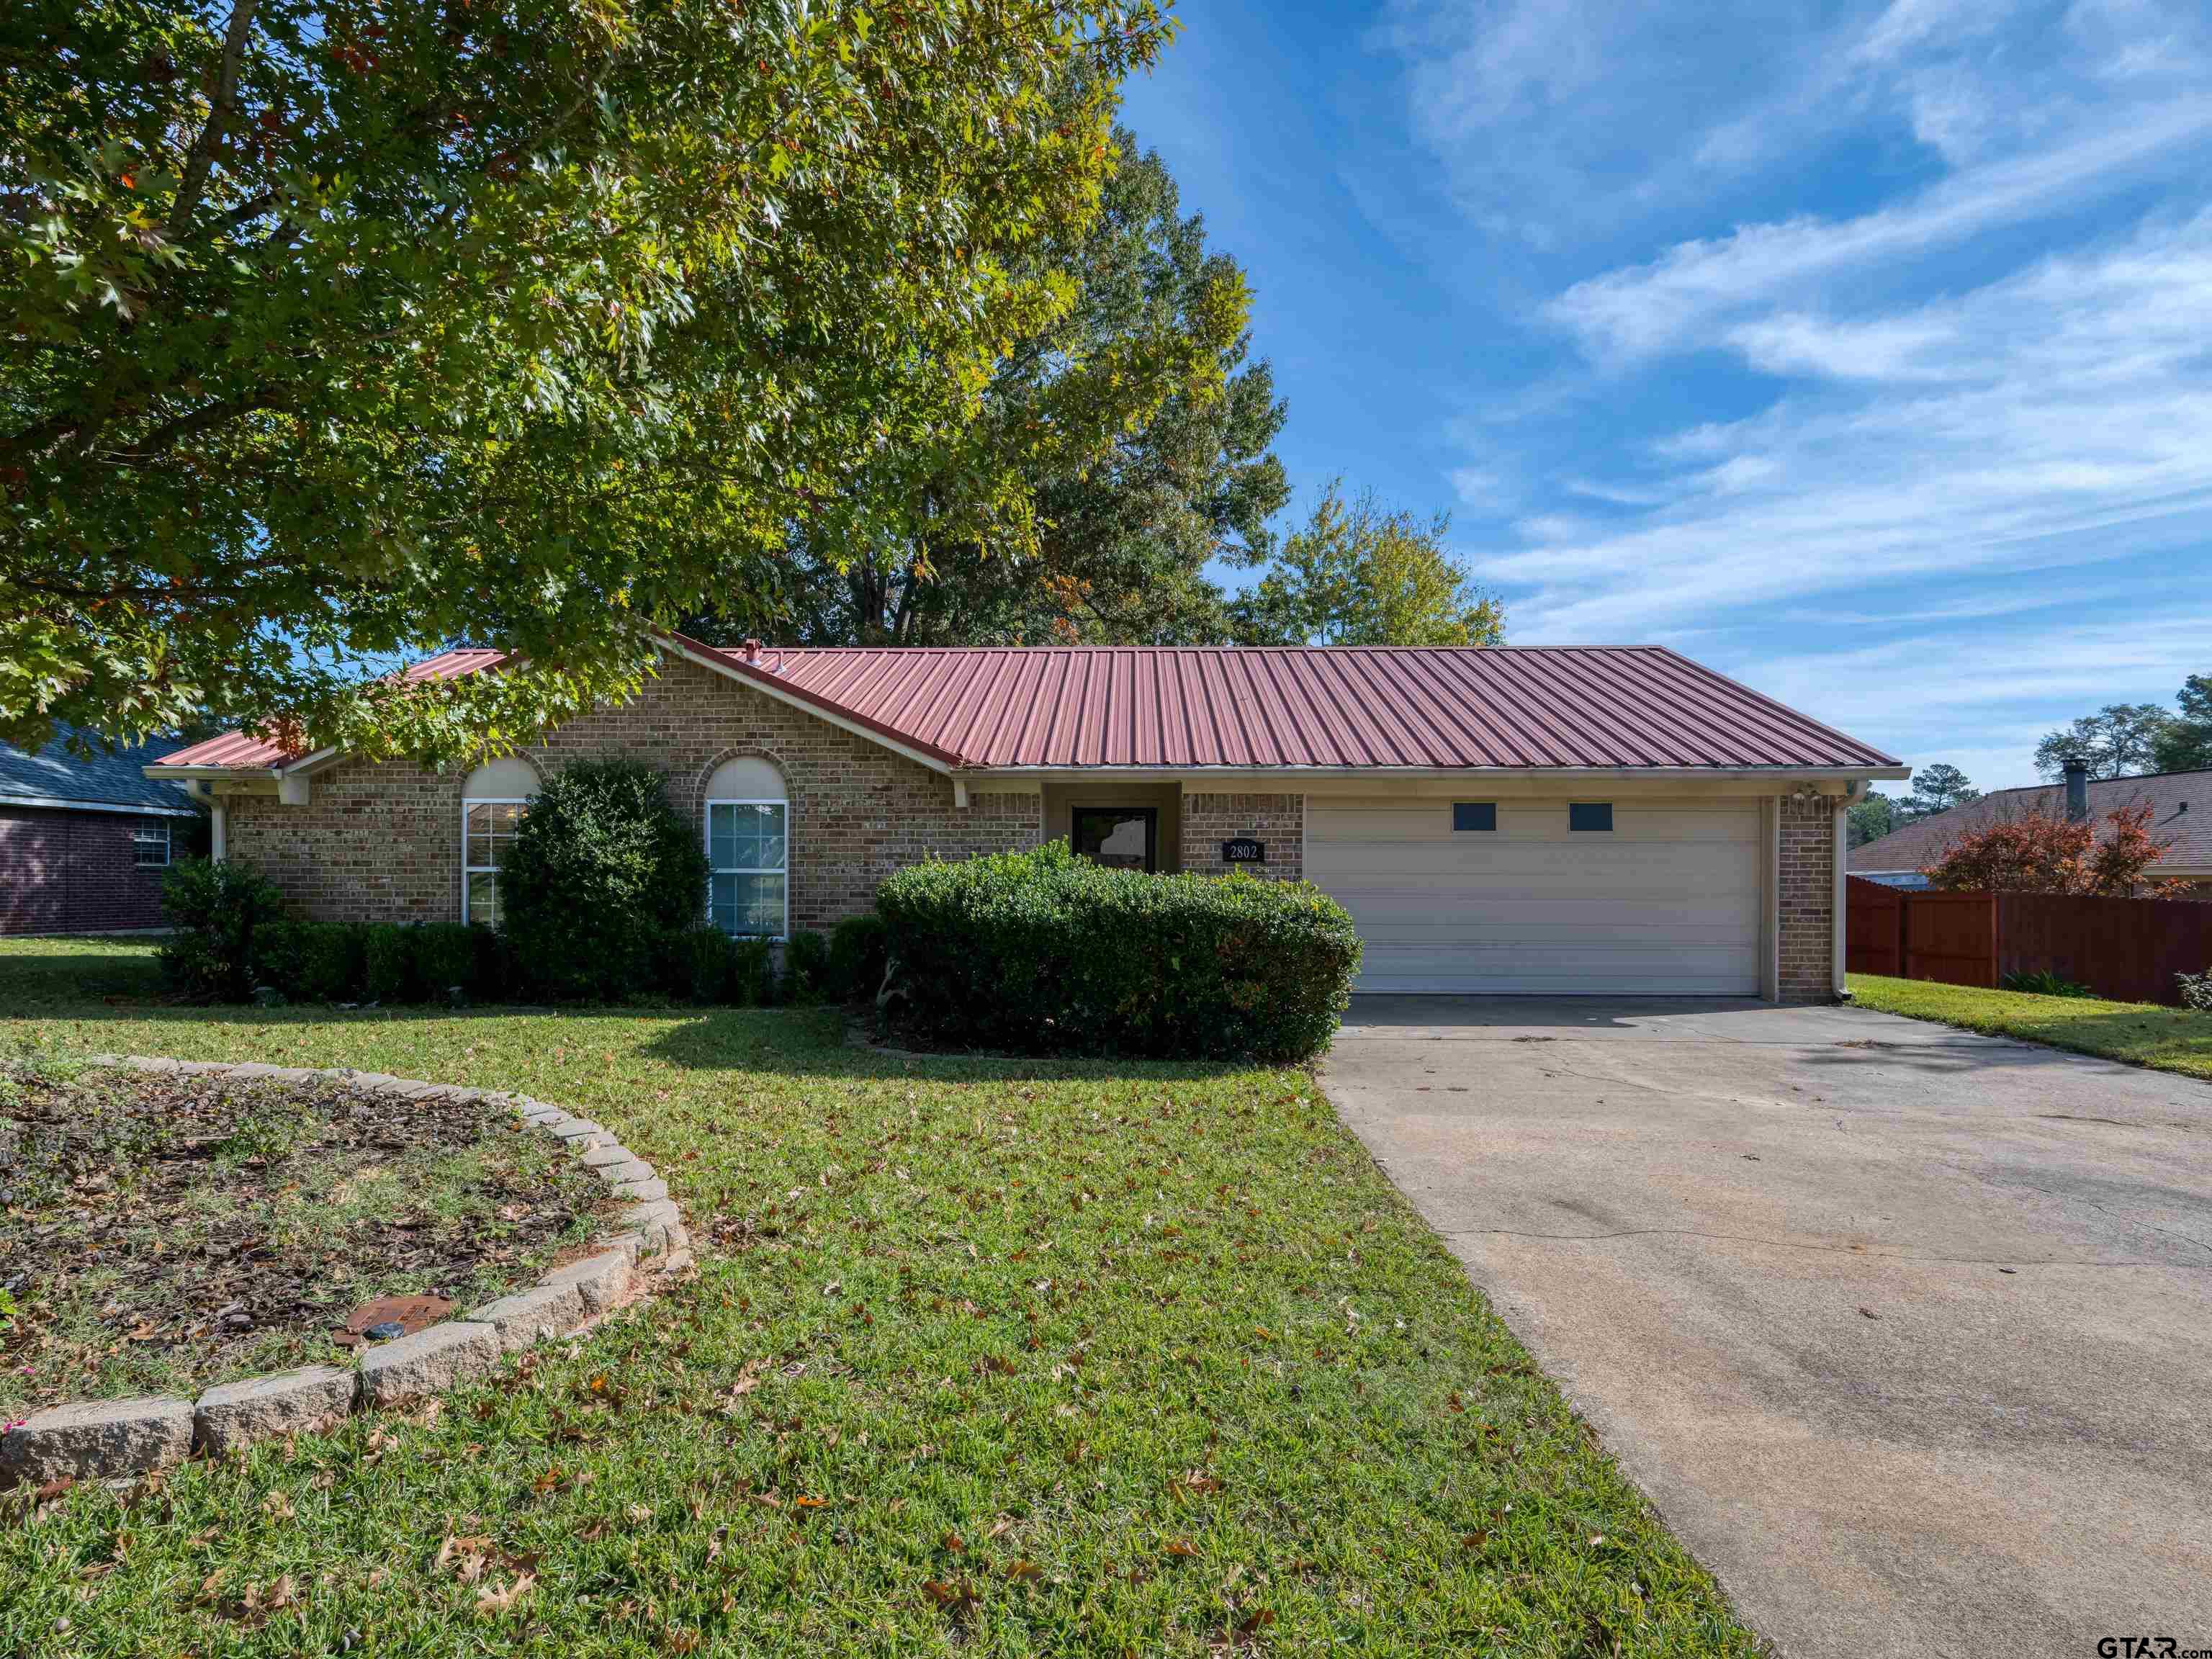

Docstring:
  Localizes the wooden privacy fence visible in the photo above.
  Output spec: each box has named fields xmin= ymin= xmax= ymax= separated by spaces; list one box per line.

xmin=1845 ymin=875 xmax=2212 ymax=1004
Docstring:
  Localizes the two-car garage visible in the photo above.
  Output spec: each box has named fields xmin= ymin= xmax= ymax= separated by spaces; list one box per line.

xmin=1304 ymin=795 xmax=1767 ymax=996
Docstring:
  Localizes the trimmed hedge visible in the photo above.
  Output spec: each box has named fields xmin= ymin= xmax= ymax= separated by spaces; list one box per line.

xmin=158 ymin=859 xmax=286 ymax=999
xmin=827 ymin=912 xmax=889 ymax=1002
xmin=876 ymin=842 xmax=1361 ymax=1061
xmin=498 ymin=757 xmax=710 ymax=1002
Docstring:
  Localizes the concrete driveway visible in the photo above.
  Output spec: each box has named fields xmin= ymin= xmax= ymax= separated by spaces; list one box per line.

xmin=1324 ymin=998 xmax=2212 ymax=1658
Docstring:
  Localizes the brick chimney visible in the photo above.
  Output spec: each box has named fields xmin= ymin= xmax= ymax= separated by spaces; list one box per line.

xmin=2063 ymin=756 xmax=2090 ymax=823
xmin=742 ymin=638 xmax=761 ymax=665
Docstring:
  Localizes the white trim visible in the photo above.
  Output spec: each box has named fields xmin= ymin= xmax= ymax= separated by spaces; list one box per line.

xmin=0 ymin=792 xmax=200 ymax=818
xmin=461 ymin=797 xmax=531 ymax=928
xmin=211 ymin=801 xmax=227 ymax=863
xmin=704 ymin=796 xmax=790 ymax=941
xmin=658 ymin=637 xmax=959 ymax=779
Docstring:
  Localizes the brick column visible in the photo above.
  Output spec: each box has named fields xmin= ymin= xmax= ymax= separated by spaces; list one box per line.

xmin=1778 ymin=794 xmax=1840 ymax=1003
xmin=1179 ymin=793 xmax=1303 ymax=880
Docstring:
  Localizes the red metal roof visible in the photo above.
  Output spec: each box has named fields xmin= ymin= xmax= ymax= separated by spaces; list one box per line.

xmin=709 ymin=644 xmax=1898 ymax=771
xmin=155 ymin=649 xmax=508 ymax=768
xmin=155 ymin=642 xmax=1899 ymax=773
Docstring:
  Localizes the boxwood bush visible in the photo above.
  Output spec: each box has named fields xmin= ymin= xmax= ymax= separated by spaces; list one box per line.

xmin=158 ymin=858 xmax=287 ymax=999
xmin=498 ymin=757 xmax=711 ymax=1002
xmin=876 ymin=842 xmax=1361 ymax=1061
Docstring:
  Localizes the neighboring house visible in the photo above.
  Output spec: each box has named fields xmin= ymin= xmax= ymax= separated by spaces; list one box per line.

xmin=1 ymin=727 xmax=204 ymax=934
xmin=1850 ymin=763 xmax=2212 ymax=896
xmin=146 ymin=636 xmax=1905 ymax=1002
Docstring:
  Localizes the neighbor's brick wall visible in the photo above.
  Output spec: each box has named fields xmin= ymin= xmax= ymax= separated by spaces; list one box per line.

xmin=223 ymin=655 xmax=1043 ymax=930
xmin=1179 ymin=793 xmax=1304 ymax=881
xmin=1779 ymin=795 xmax=1840 ymax=1003
xmin=0 ymin=806 xmax=179 ymax=934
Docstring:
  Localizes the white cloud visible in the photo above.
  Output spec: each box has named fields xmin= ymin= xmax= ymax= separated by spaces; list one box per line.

xmin=1545 ymin=100 xmax=2212 ymax=361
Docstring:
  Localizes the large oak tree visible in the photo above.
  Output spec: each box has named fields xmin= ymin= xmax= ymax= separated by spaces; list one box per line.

xmin=2 ymin=0 xmax=1168 ymax=758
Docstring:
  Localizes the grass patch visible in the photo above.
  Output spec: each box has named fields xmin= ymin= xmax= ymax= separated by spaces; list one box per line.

xmin=1848 ymin=973 xmax=2212 ymax=1081
xmin=1 ymin=1058 xmax=608 ymax=1414
xmin=0 ymin=938 xmax=1758 ymax=1655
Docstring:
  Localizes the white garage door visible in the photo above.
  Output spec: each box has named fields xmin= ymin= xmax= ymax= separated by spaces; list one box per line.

xmin=1305 ymin=796 xmax=1764 ymax=996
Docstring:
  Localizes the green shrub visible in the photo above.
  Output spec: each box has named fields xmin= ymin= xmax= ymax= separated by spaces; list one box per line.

xmin=158 ymin=858 xmax=287 ymax=999
xmin=876 ymin=842 xmax=1362 ymax=1061
xmin=732 ymin=937 xmax=776 ymax=1007
xmin=363 ymin=925 xmax=421 ymax=1004
xmin=783 ymin=929 xmax=831 ymax=1003
xmin=666 ymin=925 xmax=737 ymax=1004
xmin=471 ymin=924 xmax=517 ymax=1004
xmin=499 ymin=758 xmax=710 ymax=1002
xmin=248 ymin=919 xmax=309 ymax=998
xmin=300 ymin=922 xmax=369 ymax=1002
xmin=415 ymin=923 xmax=477 ymax=1002
xmin=2000 ymin=968 xmax=2096 ymax=999
xmin=827 ymin=913 xmax=888 ymax=1002
xmin=2179 ymin=968 xmax=2212 ymax=1012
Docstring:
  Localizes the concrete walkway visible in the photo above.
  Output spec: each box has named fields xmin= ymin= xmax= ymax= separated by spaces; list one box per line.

xmin=1324 ymin=997 xmax=2212 ymax=1658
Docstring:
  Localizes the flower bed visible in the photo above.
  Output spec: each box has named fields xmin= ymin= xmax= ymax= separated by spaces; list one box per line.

xmin=1 ymin=1060 xmax=692 ymax=1485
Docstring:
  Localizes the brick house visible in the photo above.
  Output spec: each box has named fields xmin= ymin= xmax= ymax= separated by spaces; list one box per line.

xmin=147 ymin=635 xmax=1903 ymax=1002
xmin=1 ymin=728 xmax=204 ymax=934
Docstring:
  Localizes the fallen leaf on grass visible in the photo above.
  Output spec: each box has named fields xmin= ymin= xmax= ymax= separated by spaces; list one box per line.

xmin=475 ymin=1573 xmax=534 ymax=1617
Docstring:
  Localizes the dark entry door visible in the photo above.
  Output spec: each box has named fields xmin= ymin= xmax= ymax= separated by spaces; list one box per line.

xmin=1072 ymin=806 xmax=1158 ymax=873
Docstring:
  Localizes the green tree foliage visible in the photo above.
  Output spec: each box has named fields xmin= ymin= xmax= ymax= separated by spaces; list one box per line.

xmin=680 ymin=129 xmax=1285 ymax=647
xmin=1229 ymin=482 xmax=1504 ymax=647
xmin=2151 ymin=674 xmax=2212 ymax=774
xmin=498 ymin=758 xmax=709 ymax=1001
xmin=1846 ymin=791 xmax=1898 ymax=848
xmin=1904 ymin=763 xmax=1979 ymax=820
xmin=2 ymin=0 xmax=1168 ymax=757
xmin=2033 ymin=704 xmax=2174 ymax=781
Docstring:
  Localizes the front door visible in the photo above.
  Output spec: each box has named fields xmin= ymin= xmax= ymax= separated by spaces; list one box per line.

xmin=1072 ymin=806 xmax=1159 ymax=873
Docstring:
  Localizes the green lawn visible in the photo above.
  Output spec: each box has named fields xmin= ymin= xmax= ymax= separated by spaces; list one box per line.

xmin=0 ymin=938 xmax=1758 ymax=1657
xmin=1849 ymin=973 xmax=2212 ymax=1081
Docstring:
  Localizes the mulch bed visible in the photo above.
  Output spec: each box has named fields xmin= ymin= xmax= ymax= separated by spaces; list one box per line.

xmin=1 ymin=1064 xmax=611 ymax=1415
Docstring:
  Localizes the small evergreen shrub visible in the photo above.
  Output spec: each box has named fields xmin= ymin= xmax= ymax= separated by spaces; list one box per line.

xmin=248 ymin=920 xmax=310 ymax=998
xmin=732 ymin=937 xmax=775 ymax=1007
xmin=2179 ymin=968 xmax=2212 ymax=1012
xmin=666 ymin=925 xmax=737 ymax=1004
xmin=363 ymin=924 xmax=421 ymax=1004
xmin=499 ymin=758 xmax=710 ymax=1002
xmin=300 ymin=922 xmax=369 ymax=1002
xmin=827 ymin=913 xmax=889 ymax=1002
xmin=158 ymin=858 xmax=287 ymax=1000
xmin=783 ymin=930 xmax=831 ymax=1003
xmin=414 ymin=923 xmax=477 ymax=1002
xmin=876 ymin=842 xmax=1362 ymax=1061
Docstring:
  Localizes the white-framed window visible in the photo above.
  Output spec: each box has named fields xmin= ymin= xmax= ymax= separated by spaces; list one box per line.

xmin=706 ymin=800 xmax=788 ymax=938
xmin=462 ymin=800 xmax=526 ymax=926
xmin=133 ymin=820 xmax=171 ymax=868
xmin=461 ymin=757 xmax=541 ymax=927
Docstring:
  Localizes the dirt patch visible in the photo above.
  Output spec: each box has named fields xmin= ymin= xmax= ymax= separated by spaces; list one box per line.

xmin=0 ymin=1063 xmax=612 ymax=1413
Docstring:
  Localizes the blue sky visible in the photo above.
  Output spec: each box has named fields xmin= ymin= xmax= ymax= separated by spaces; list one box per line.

xmin=1117 ymin=0 xmax=2212 ymax=789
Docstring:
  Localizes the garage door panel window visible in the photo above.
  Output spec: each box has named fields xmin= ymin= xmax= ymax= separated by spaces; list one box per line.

xmin=1568 ymin=802 xmax=1614 ymax=832
xmin=707 ymin=801 xmax=787 ymax=938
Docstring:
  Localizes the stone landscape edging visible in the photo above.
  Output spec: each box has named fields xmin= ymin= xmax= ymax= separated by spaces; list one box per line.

xmin=1 ymin=1056 xmax=692 ymax=1488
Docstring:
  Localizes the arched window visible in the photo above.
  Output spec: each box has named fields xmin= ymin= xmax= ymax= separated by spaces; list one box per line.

xmin=461 ymin=756 xmax=541 ymax=927
xmin=703 ymin=757 xmax=787 ymax=938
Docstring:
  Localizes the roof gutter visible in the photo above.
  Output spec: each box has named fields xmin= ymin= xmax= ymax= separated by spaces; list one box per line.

xmin=0 ymin=791 xmax=202 ymax=818
xmin=956 ymin=764 xmax=1914 ymax=783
